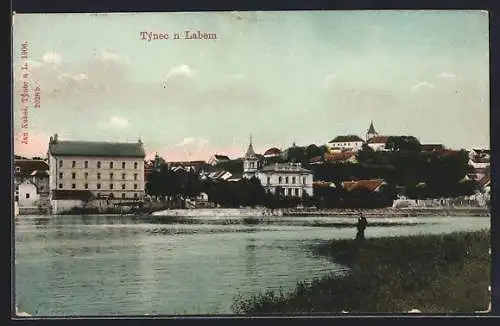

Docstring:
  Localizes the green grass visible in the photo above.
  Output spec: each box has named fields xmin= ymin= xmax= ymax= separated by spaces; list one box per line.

xmin=232 ymin=230 xmax=490 ymax=314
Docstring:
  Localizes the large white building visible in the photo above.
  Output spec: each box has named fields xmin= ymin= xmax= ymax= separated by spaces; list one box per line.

xmin=47 ymin=134 xmax=146 ymax=202
xmin=242 ymin=139 xmax=313 ymax=197
xmin=327 ymin=135 xmax=364 ymax=152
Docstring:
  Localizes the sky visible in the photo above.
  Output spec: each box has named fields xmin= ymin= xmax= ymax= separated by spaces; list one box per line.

xmin=12 ymin=10 xmax=490 ymax=161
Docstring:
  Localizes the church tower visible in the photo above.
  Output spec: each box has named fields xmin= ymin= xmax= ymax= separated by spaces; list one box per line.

xmin=366 ymin=120 xmax=379 ymax=141
xmin=243 ymin=135 xmax=259 ymax=179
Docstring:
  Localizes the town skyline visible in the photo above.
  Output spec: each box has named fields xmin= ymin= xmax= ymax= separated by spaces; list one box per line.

xmin=13 ymin=11 xmax=489 ymax=161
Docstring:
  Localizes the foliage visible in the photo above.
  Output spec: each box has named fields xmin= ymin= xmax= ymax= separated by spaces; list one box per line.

xmin=232 ymin=230 xmax=491 ymax=314
xmin=385 ymin=136 xmax=422 ymax=152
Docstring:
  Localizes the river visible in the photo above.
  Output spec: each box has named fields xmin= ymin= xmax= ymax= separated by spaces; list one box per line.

xmin=14 ymin=214 xmax=490 ymax=316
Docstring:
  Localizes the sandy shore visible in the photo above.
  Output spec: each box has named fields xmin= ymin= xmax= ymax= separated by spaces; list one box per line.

xmin=151 ymin=206 xmax=489 ymax=218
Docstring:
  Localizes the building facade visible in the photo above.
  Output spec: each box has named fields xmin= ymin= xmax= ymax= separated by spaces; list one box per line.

xmin=256 ymin=163 xmax=314 ymax=197
xmin=17 ymin=180 xmax=39 ymax=207
xmin=47 ymin=134 xmax=146 ymax=201
xmin=242 ymin=138 xmax=313 ymax=197
xmin=328 ymin=135 xmax=364 ymax=152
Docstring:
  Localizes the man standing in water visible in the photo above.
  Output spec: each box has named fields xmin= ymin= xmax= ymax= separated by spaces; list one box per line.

xmin=356 ymin=211 xmax=368 ymax=241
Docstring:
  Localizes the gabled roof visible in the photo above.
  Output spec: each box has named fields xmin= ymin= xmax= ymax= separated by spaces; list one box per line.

xmin=49 ymin=141 xmax=145 ymax=158
xmin=213 ymin=154 xmax=230 ymax=160
xmin=15 ymin=159 xmax=49 ymax=176
xmin=367 ymin=136 xmax=389 ymax=144
xmin=329 ymin=135 xmax=364 ymax=143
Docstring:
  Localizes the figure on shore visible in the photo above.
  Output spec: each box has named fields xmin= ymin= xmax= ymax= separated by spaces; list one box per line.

xmin=356 ymin=212 xmax=368 ymax=241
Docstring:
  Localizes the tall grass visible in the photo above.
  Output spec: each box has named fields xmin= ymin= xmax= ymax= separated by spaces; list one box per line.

xmin=232 ymin=230 xmax=490 ymax=314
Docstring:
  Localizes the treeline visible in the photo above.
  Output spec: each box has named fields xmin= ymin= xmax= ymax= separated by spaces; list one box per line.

xmin=310 ymin=147 xmax=478 ymax=199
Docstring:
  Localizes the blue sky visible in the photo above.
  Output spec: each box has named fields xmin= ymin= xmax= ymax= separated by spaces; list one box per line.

xmin=12 ymin=10 xmax=489 ymax=160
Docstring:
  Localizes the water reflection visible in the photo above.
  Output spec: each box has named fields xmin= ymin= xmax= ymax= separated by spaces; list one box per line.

xmin=14 ymin=215 xmax=489 ymax=316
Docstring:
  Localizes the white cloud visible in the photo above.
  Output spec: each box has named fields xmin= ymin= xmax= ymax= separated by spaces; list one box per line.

xmin=177 ymin=137 xmax=209 ymax=149
xmin=166 ymin=64 xmax=195 ymax=79
xmin=438 ymin=72 xmax=457 ymax=79
xmin=43 ymin=52 xmax=62 ymax=65
xmin=411 ymin=81 xmax=435 ymax=92
xmin=98 ymin=116 xmax=129 ymax=129
xmin=101 ymin=50 xmax=122 ymax=62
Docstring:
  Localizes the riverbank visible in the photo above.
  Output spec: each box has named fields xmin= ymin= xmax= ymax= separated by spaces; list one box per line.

xmin=150 ymin=206 xmax=490 ymax=218
xmin=232 ymin=230 xmax=490 ymax=314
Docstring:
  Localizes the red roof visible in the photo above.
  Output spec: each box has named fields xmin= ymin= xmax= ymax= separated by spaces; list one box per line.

xmin=325 ymin=152 xmax=356 ymax=162
xmin=264 ymin=147 xmax=281 ymax=156
xmin=313 ymin=181 xmax=335 ymax=188
xmin=343 ymin=179 xmax=386 ymax=192
xmin=439 ymin=150 xmax=460 ymax=157
xmin=367 ymin=136 xmax=389 ymax=144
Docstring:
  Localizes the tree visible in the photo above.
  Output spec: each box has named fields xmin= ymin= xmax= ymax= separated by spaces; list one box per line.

xmin=386 ymin=136 xmax=422 ymax=152
xmin=305 ymin=144 xmax=324 ymax=160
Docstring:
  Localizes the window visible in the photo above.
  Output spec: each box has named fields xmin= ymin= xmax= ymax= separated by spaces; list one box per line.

xmin=26 ymin=193 xmax=30 ymax=199
xmin=122 ymin=173 xmax=126 ymax=180
xmin=84 ymin=161 xmax=88 ymax=168
xmin=97 ymin=173 xmax=101 ymax=180
xmin=40 ymin=186 xmax=44 ymax=191
xmin=59 ymin=160 xmax=63 ymax=168
xmin=134 ymin=193 xmax=138 ymax=198
xmin=278 ymin=176 xmax=282 ymax=184
xmin=72 ymin=161 xmax=76 ymax=168
xmin=295 ymin=188 xmax=299 ymax=196
xmin=58 ymin=183 xmax=63 ymax=189
xmin=267 ymin=176 xmax=270 ymax=185
xmin=97 ymin=161 xmax=101 ymax=168
xmin=134 ymin=184 xmax=138 ymax=189
xmin=122 ymin=193 xmax=126 ymax=199
xmin=134 ymin=162 xmax=138 ymax=169
xmin=122 ymin=162 xmax=126 ymax=169
xmin=84 ymin=172 xmax=88 ymax=179
xmin=122 ymin=184 xmax=126 ymax=190
xmin=59 ymin=172 xmax=63 ymax=179
xmin=292 ymin=177 xmax=296 ymax=184
xmin=72 ymin=172 xmax=76 ymax=179
xmin=72 ymin=184 xmax=76 ymax=189
xmin=97 ymin=193 xmax=101 ymax=198
xmin=15 ymin=166 xmax=21 ymax=173
xmin=110 ymin=173 xmax=114 ymax=180
xmin=110 ymin=162 xmax=114 ymax=169
xmin=97 ymin=183 xmax=101 ymax=189
xmin=134 ymin=173 xmax=138 ymax=181
xmin=84 ymin=183 xmax=88 ymax=189
xmin=286 ymin=177 xmax=289 ymax=184
xmin=287 ymin=188 xmax=292 ymax=196
xmin=15 ymin=195 xmax=19 ymax=202
xmin=110 ymin=184 xmax=114 ymax=190
xmin=303 ymin=177 xmax=306 ymax=185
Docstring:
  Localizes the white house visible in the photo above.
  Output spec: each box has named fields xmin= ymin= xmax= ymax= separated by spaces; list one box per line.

xmin=327 ymin=135 xmax=364 ymax=152
xmin=366 ymin=136 xmax=389 ymax=152
xmin=256 ymin=163 xmax=314 ymax=197
xmin=47 ymin=134 xmax=146 ymax=213
xmin=17 ymin=180 xmax=39 ymax=207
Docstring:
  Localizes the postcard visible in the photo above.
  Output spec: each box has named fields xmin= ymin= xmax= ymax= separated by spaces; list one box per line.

xmin=12 ymin=10 xmax=491 ymax=317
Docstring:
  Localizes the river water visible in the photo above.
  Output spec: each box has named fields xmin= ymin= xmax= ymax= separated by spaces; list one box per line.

xmin=14 ymin=214 xmax=490 ymax=316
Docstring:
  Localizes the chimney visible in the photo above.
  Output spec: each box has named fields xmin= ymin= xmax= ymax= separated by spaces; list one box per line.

xmin=54 ymin=134 xmax=58 ymax=142
xmin=49 ymin=136 xmax=53 ymax=143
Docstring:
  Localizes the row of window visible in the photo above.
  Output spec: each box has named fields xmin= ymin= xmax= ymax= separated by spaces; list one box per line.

xmin=267 ymin=176 xmax=307 ymax=185
xmin=59 ymin=160 xmax=141 ymax=169
xmin=96 ymin=193 xmax=139 ymax=199
xmin=58 ymin=172 xmax=139 ymax=180
xmin=59 ymin=183 xmax=140 ymax=190
xmin=276 ymin=188 xmax=302 ymax=196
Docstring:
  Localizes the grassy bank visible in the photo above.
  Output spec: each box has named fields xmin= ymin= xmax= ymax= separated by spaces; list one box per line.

xmin=232 ymin=230 xmax=490 ymax=314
